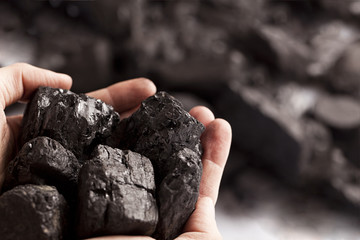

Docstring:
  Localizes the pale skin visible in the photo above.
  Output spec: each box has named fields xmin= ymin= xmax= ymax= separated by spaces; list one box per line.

xmin=0 ymin=63 xmax=232 ymax=240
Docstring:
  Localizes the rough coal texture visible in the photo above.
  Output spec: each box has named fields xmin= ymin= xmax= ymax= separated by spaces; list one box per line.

xmin=0 ymin=185 xmax=68 ymax=240
xmin=110 ymin=92 xmax=204 ymax=240
xmin=113 ymin=91 xmax=204 ymax=180
xmin=154 ymin=148 xmax=202 ymax=240
xmin=77 ymin=145 xmax=158 ymax=239
xmin=21 ymin=86 xmax=120 ymax=160
xmin=3 ymin=137 xmax=80 ymax=201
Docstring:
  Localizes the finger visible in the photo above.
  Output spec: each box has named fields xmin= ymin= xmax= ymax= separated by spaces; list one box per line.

xmin=0 ymin=63 xmax=72 ymax=109
xmin=120 ymin=105 xmax=140 ymax=119
xmin=189 ymin=106 xmax=214 ymax=127
xmin=87 ymin=78 xmax=156 ymax=113
xmin=6 ymin=115 xmax=23 ymax=147
xmin=199 ymin=119 xmax=232 ymax=204
xmin=178 ymin=197 xmax=221 ymax=240
xmin=86 ymin=236 xmax=154 ymax=240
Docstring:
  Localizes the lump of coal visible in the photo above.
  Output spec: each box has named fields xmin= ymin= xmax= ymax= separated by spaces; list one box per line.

xmin=77 ymin=145 xmax=158 ymax=238
xmin=322 ymin=148 xmax=360 ymax=211
xmin=313 ymin=94 xmax=360 ymax=130
xmin=307 ymin=21 xmax=358 ymax=78
xmin=0 ymin=184 xmax=68 ymax=240
xmin=113 ymin=91 xmax=204 ymax=177
xmin=216 ymin=83 xmax=333 ymax=184
xmin=327 ymin=41 xmax=360 ymax=94
xmin=237 ymin=24 xmax=310 ymax=77
xmin=21 ymin=86 xmax=120 ymax=160
xmin=3 ymin=137 xmax=80 ymax=201
xmin=111 ymin=92 xmax=204 ymax=240
xmin=154 ymin=148 xmax=202 ymax=240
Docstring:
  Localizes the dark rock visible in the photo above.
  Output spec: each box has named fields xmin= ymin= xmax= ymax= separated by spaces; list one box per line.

xmin=0 ymin=185 xmax=68 ymax=240
xmin=274 ymin=82 xmax=320 ymax=118
xmin=114 ymin=91 xmax=204 ymax=173
xmin=324 ymin=148 xmax=360 ymax=211
xmin=237 ymin=24 xmax=310 ymax=77
xmin=3 ymin=137 xmax=80 ymax=201
xmin=313 ymin=94 xmax=360 ymax=131
xmin=310 ymin=93 xmax=360 ymax=166
xmin=77 ymin=145 xmax=158 ymax=238
xmin=21 ymin=86 xmax=120 ymax=160
xmin=111 ymin=92 xmax=204 ymax=239
xmin=216 ymin=82 xmax=331 ymax=183
xmin=308 ymin=21 xmax=359 ymax=78
xmin=333 ymin=128 xmax=360 ymax=167
xmin=154 ymin=148 xmax=202 ymax=240
xmin=298 ymin=119 xmax=333 ymax=183
xmin=327 ymin=41 xmax=360 ymax=95
xmin=216 ymin=83 xmax=303 ymax=181
xmin=318 ymin=0 xmax=360 ymax=19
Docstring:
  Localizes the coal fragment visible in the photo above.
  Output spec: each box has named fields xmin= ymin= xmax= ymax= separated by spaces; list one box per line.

xmin=307 ymin=21 xmax=358 ymax=78
xmin=111 ymin=92 xmax=204 ymax=240
xmin=154 ymin=148 xmax=202 ymax=240
xmin=0 ymin=184 xmax=68 ymax=240
xmin=216 ymin=83 xmax=332 ymax=183
xmin=113 ymin=91 xmax=204 ymax=177
xmin=21 ymin=86 xmax=120 ymax=160
xmin=3 ymin=136 xmax=80 ymax=201
xmin=77 ymin=145 xmax=158 ymax=238
xmin=313 ymin=94 xmax=360 ymax=130
xmin=237 ymin=24 xmax=310 ymax=77
xmin=327 ymin=41 xmax=360 ymax=94
xmin=323 ymin=148 xmax=360 ymax=211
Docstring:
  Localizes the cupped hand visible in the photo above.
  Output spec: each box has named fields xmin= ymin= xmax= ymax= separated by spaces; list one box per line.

xmin=87 ymin=88 xmax=232 ymax=240
xmin=0 ymin=63 xmax=232 ymax=240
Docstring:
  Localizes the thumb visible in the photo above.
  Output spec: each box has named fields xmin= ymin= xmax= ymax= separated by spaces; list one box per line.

xmin=184 ymin=197 xmax=218 ymax=233
xmin=176 ymin=196 xmax=222 ymax=240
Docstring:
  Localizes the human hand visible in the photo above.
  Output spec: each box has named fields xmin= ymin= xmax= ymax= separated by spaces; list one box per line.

xmin=0 ymin=63 xmax=157 ymax=189
xmin=0 ymin=63 xmax=232 ymax=240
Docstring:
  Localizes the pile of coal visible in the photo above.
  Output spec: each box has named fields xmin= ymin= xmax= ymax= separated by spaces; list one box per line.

xmin=111 ymin=91 xmax=204 ymax=240
xmin=0 ymin=87 xmax=204 ymax=240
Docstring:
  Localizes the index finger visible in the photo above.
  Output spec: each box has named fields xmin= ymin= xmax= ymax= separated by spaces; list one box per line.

xmin=199 ymin=119 xmax=232 ymax=205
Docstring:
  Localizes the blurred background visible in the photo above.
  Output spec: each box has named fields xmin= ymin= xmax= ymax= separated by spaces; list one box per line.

xmin=2 ymin=0 xmax=360 ymax=239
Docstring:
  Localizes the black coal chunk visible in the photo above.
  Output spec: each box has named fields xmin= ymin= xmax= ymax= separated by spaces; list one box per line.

xmin=313 ymin=94 xmax=360 ymax=131
xmin=77 ymin=145 xmax=158 ymax=238
xmin=0 ymin=184 xmax=68 ymax=240
xmin=21 ymin=86 xmax=120 ymax=160
xmin=236 ymin=24 xmax=310 ymax=78
xmin=216 ymin=83 xmax=334 ymax=184
xmin=3 ymin=137 xmax=80 ymax=201
xmin=154 ymin=148 xmax=202 ymax=240
xmin=110 ymin=92 xmax=204 ymax=240
xmin=113 ymin=91 xmax=204 ymax=178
